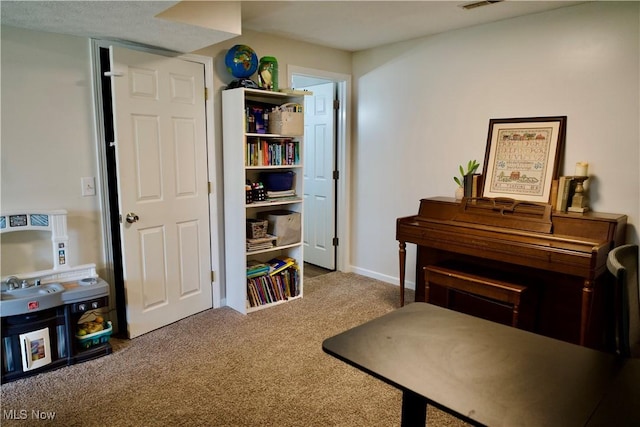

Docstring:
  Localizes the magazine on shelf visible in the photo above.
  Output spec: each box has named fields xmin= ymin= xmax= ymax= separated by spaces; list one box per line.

xmin=267 ymin=256 xmax=296 ymax=276
xmin=266 ymin=189 xmax=296 ymax=198
xmin=246 ymin=234 xmax=277 ymax=252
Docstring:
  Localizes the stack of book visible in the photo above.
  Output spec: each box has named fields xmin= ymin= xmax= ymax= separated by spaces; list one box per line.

xmin=555 ymin=176 xmax=577 ymax=212
xmin=463 ymin=173 xmax=483 ymax=198
xmin=246 ymin=260 xmax=270 ymax=279
xmin=246 ymin=257 xmax=300 ymax=308
xmin=266 ymin=189 xmax=296 ymax=199
xmin=246 ymin=234 xmax=277 ymax=252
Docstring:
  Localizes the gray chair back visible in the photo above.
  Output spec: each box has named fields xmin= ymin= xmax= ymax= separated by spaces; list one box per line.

xmin=607 ymin=244 xmax=640 ymax=358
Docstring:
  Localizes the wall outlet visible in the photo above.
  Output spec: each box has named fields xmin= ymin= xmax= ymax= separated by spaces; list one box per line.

xmin=81 ymin=177 xmax=96 ymax=196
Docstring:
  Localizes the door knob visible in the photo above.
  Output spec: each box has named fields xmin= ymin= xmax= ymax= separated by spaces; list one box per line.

xmin=125 ymin=212 xmax=139 ymax=223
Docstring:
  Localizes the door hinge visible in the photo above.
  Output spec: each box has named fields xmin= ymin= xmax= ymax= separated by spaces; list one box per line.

xmin=211 ymin=271 xmax=215 ymax=282
xmin=333 ymin=99 xmax=340 ymax=110
xmin=204 ymin=87 xmax=209 ymax=101
xmin=208 ymin=182 xmax=213 ymax=194
xmin=118 ymin=214 xmax=122 ymax=224
xmin=333 ymin=170 xmax=339 ymax=180
xmin=333 ymin=237 xmax=339 ymax=247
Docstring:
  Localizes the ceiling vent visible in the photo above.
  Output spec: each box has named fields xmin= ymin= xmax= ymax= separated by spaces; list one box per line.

xmin=460 ymin=0 xmax=504 ymax=10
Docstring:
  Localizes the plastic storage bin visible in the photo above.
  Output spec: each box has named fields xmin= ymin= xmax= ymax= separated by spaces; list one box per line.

xmin=261 ymin=171 xmax=295 ymax=191
xmin=76 ymin=321 xmax=113 ymax=350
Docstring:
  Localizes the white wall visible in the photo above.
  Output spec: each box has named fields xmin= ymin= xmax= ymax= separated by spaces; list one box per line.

xmin=351 ymin=2 xmax=640 ymax=287
xmin=1 ymin=26 xmax=104 ymax=276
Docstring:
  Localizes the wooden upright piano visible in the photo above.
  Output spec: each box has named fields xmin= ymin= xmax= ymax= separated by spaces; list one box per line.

xmin=396 ymin=197 xmax=627 ymax=348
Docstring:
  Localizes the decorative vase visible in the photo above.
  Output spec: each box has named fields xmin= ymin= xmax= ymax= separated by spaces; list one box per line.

xmin=258 ymin=56 xmax=278 ymax=91
xmin=455 ymin=186 xmax=464 ymax=201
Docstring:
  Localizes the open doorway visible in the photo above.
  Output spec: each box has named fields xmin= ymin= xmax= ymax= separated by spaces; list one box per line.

xmin=289 ymin=66 xmax=351 ymax=273
xmin=296 ymin=79 xmax=336 ymax=271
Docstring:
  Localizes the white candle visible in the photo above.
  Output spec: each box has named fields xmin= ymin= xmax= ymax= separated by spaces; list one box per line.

xmin=575 ymin=162 xmax=589 ymax=176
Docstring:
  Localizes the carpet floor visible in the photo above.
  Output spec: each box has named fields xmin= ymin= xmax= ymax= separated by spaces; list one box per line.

xmin=1 ymin=272 xmax=468 ymax=427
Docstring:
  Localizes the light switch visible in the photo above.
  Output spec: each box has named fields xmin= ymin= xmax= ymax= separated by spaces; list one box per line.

xmin=81 ymin=177 xmax=96 ymax=196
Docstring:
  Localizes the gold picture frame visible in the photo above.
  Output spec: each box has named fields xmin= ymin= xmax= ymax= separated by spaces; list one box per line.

xmin=482 ymin=116 xmax=566 ymax=203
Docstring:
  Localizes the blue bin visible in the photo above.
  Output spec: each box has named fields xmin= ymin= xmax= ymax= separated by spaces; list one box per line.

xmin=261 ymin=171 xmax=295 ymax=191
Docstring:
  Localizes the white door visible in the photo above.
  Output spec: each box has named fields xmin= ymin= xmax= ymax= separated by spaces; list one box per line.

xmin=302 ymin=82 xmax=336 ymax=269
xmin=109 ymin=46 xmax=212 ymax=338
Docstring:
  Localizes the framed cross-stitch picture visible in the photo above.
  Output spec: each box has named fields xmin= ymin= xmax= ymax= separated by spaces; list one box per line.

xmin=482 ymin=116 xmax=566 ymax=203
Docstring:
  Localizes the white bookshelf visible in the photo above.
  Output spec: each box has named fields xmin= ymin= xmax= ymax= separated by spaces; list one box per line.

xmin=222 ymin=88 xmax=305 ymax=314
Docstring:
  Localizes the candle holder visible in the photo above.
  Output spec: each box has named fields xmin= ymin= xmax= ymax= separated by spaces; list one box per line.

xmin=567 ymin=176 xmax=589 ymax=213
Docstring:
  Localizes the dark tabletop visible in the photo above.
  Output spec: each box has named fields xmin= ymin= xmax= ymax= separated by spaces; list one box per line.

xmin=323 ymin=302 xmax=629 ymax=427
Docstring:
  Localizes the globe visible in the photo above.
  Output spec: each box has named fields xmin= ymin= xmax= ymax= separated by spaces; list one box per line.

xmin=225 ymin=45 xmax=258 ymax=79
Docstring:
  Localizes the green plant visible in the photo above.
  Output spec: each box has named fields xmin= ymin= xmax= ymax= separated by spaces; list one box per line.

xmin=453 ymin=160 xmax=480 ymax=187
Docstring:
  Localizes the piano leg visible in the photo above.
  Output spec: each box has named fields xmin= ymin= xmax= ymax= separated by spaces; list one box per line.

xmin=580 ymin=279 xmax=594 ymax=346
xmin=399 ymin=241 xmax=406 ymax=307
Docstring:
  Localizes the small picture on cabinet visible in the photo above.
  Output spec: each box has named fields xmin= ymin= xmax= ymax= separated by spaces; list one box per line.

xmin=19 ymin=327 xmax=52 ymax=371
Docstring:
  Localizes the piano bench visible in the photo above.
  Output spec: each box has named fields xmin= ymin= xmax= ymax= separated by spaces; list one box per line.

xmin=424 ymin=265 xmax=528 ymax=327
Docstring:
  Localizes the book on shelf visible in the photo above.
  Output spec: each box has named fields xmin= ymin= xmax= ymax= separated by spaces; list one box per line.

xmin=471 ymin=174 xmax=482 ymax=198
xmin=550 ymin=179 xmax=559 ymax=210
xmin=555 ymin=176 xmax=574 ymax=212
xmin=246 ymin=263 xmax=300 ymax=308
xmin=266 ymin=189 xmax=296 ymax=198
xmin=245 ymin=138 xmax=299 ymax=166
xmin=246 ymin=260 xmax=270 ymax=278
xmin=279 ymin=88 xmax=313 ymax=96
xmin=463 ymin=173 xmax=482 ymax=198
xmin=267 ymin=256 xmax=296 ymax=275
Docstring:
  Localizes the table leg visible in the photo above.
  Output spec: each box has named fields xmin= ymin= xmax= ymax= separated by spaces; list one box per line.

xmin=401 ymin=389 xmax=427 ymax=426
xmin=399 ymin=241 xmax=406 ymax=307
xmin=580 ymin=279 xmax=593 ymax=346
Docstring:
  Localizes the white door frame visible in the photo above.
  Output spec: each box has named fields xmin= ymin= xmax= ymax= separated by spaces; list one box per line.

xmin=89 ymin=40 xmax=222 ymax=324
xmin=287 ymin=66 xmax=351 ymax=273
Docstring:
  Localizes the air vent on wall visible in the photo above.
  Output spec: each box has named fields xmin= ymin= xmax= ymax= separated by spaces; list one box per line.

xmin=460 ymin=0 xmax=504 ymax=10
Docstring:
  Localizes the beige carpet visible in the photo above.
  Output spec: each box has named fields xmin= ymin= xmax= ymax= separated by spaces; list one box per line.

xmin=1 ymin=272 xmax=468 ymax=427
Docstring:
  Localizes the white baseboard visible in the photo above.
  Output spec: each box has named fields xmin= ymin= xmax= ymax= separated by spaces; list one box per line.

xmin=349 ymin=265 xmax=416 ymax=291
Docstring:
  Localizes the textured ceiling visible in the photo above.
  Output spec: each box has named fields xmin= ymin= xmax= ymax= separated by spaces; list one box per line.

xmin=0 ymin=1 xmax=240 ymax=52
xmin=1 ymin=1 xmax=584 ymax=53
xmin=240 ymin=1 xmax=584 ymax=51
